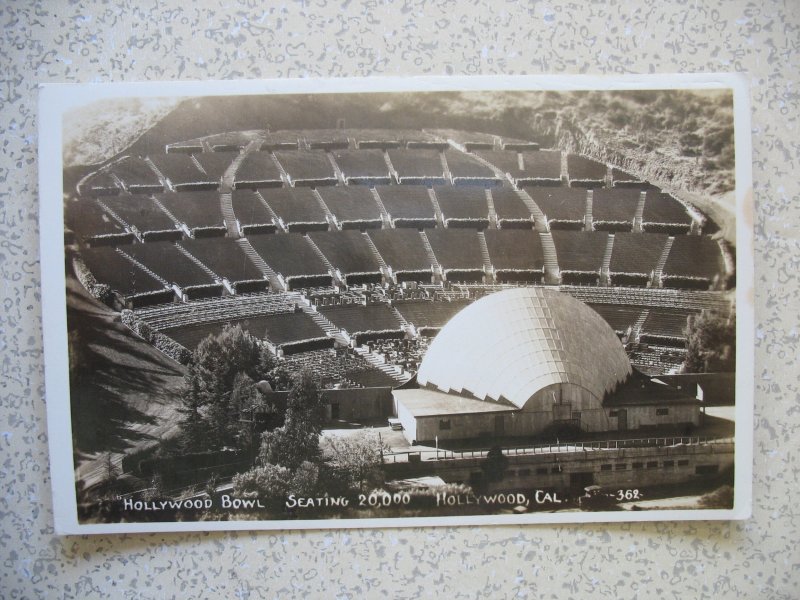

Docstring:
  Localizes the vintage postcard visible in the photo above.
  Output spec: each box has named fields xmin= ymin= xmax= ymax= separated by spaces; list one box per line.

xmin=39 ymin=75 xmax=753 ymax=534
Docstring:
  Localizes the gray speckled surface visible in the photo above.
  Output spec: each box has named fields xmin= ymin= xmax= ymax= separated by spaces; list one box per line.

xmin=2 ymin=0 xmax=798 ymax=597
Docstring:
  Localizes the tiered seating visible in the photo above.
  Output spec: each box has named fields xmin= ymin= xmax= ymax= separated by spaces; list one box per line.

xmin=317 ymin=186 xmax=383 ymax=229
xmin=233 ymin=152 xmax=283 ymax=189
xmin=109 ymin=157 xmax=163 ymax=194
xmin=424 ymin=229 xmax=484 ymax=281
xmin=501 ymin=138 xmax=540 ymax=152
xmin=123 ymin=241 xmax=222 ymax=297
xmin=261 ymin=188 xmax=328 ymax=232
xmin=305 ymin=288 xmax=365 ymax=307
xmin=611 ymin=167 xmax=644 ymax=187
xmin=79 ymin=247 xmax=170 ymax=304
xmin=147 ymin=154 xmax=214 ymax=191
xmin=642 ymin=191 xmax=693 ymax=233
xmin=567 ymin=154 xmax=606 ymax=187
xmin=154 ymin=191 xmax=226 ymax=236
xmin=136 ymin=292 xmax=299 ymax=329
xmin=193 ymin=151 xmax=238 ymax=182
xmin=349 ymin=130 xmax=400 ymax=149
xmin=367 ymin=229 xmax=432 ymax=281
xmin=443 ymin=150 xmax=499 ymax=184
xmin=98 ymin=196 xmax=181 ymax=241
xmin=308 ymin=231 xmax=383 ymax=284
xmin=474 ymin=150 xmax=524 ymax=178
xmin=165 ymin=138 xmax=205 ymax=154
xmin=363 ymin=337 xmax=429 ymax=374
xmin=178 ymin=237 xmax=267 ymax=292
xmin=515 ymin=150 xmax=562 ymax=186
xmin=484 ymin=230 xmax=545 ymax=282
xmin=386 ymin=149 xmax=445 ymax=185
xmin=301 ymin=130 xmax=349 ymax=150
xmin=433 ymin=186 xmax=489 ymax=228
xmin=394 ymin=299 xmax=471 ymax=331
xmin=559 ymin=285 xmax=732 ymax=314
xmin=247 ymin=233 xmax=331 ymax=288
xmin=77 ymin=170 xmax=120 ymax=196
xmin=231 ymin=190 xmax=277 ymax=234
xmin=490 ymin=188 xmax=534 ymax=227
xmin=528 ymin=188 xmax=587 ymax=229
xmin=273 ymin=150 xmax=337 ymax=186
xmin=591 ymin=188 xmax=641 ymax=231
xmin=260 ymin=131 xmax=300 ymax=151
xmin=610 ymin=235 xmax=665 ymax=288
xmin=65 ymin=199 xmax=133 ymax=245
xmin=629 ymin=345 xmax=687 ymax=375
xmin=551 ymin=231 xmax=608 ymax=284
xmin=587 ymin=304 xmax=641 ymax=336
xmin=280 ymin=348 xmax=394 ymax=388
xmin=160 ymin=310 xmax=326 ymax=352
xmin=608 ymin=233 xmax=668 ymax=286
xmin=639 ymin=309 xmax=696 ymax=346
xmin=431 ymin=129 xmax=496 ymax=150
xmin=351 ymin=129 xmax=443 ymax=149
xmin=662 ymin=235 xmax=726 ymax=289
xmin=374 ymin=185 xmax=436 ymax=228
xmin=331 ymin=149 xmax=391 ymax=184
xmin=205 ymin=132 xmax=254 ymax=152
xmin=259 ymin=311 xmax=331 ymax=352
xmin=320 ymin=303 xmax=403 ymax=337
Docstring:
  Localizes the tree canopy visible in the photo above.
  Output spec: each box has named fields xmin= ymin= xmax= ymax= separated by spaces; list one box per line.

xmin=684 ymin=311 xmax=736 ymax=373
xmin=258 ymin=370 xmax=326 ymax=470
xmin=178 ymin=324 xmax=274 ymax=452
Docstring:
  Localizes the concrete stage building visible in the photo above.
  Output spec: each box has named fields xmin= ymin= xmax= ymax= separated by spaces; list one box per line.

xmin=394 ymin=288 xmax=700 ymax=444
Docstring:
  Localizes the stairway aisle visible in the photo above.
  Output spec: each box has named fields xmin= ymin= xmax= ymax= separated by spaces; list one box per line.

xmin=515 ymin=189 xmax=549 ymax=232
xmin=600 ymin=233 xmax=615 ymax=286
xmin=220 ymin=140 xmax=263 ymax=239
xmin=652 ymin=236 xmax=675 ymax=287
xmin=634 ymin=190 xmax=647 ymax=233
xmin=476 ymin=231 xmax=495 ymax=283
xmin=235 ymin=238 xmax=281 ymax=289
xmin=369 ymin=187 xmax=393 ymax=228
xmin=539 ymin=231 xmax=560 ymax=285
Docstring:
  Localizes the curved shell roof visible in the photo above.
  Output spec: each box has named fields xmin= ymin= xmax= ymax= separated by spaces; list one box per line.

xmin=416 ymin=288 xmax=632 ymax=408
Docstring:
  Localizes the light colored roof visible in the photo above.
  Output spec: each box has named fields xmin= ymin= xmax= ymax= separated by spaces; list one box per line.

xmin=394 ymin=388 xmax=515 ymax=417
xmin=417 ymin=288 xmax=632 ymax=408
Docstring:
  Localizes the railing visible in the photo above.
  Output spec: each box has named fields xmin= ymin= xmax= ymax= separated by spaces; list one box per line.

xmin=384 ymin=436 xmax=734 ymax=463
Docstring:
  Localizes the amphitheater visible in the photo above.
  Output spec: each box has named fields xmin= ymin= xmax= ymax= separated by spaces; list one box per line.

xmin=67 ymin=127 xmax=735 ymax=433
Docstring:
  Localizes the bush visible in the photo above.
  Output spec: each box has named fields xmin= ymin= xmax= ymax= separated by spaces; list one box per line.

xmin=152 ymin=332 xmax=192 ymax=364
xmin=74 ymin=257 xmax=115 ymax=304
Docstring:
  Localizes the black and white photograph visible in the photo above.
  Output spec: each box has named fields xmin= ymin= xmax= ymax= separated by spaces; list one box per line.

xmin=40 ymin=76 xmax=753 ymax=534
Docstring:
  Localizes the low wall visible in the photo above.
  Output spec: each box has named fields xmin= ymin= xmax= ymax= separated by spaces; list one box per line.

xmin=383 ymin=441 xmax=734 ymax=494
xmin=262 ymin=387 xmax=394 ymax=422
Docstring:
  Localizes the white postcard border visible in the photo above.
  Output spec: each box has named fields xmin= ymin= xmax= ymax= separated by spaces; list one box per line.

xmin=39 ymin=73 xmax=754 ymax=535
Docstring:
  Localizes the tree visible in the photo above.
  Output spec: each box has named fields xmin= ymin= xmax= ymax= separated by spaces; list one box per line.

xmin=227 ymin=372 xmax=262 ymax=452
xmin=258 ymin=370 xmax=325 ymax=469
xmin=284 ymin=370 xmax=327 ymax=435
xmin=684 ymin=311 xmax=736 ymax=373
xmin=190 ymin=324 xmax=263 ymax=406
xmin=232 ymin=463 xmax=292 ymax=507
xmin=267 ymin=365 xmax=293 ymax=391
xmin=325 ymin=430 xmax=387 ymax=493
xmin=177 ymin=370 xmax=210 ymax=453
xmin=232 ymin=461 xmax=320 ymax=508
xmin=177 ymin=325 xmax=271 ymax=450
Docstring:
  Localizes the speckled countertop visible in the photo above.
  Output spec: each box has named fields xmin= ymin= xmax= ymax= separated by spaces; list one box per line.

xmin=2 ymin=1 xmax=799 ymax=597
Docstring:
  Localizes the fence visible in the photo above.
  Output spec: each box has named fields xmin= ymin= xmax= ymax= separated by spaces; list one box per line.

xmin=383 ymin=436 xmax=734 ymax=463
